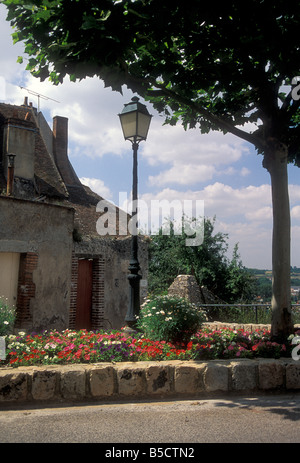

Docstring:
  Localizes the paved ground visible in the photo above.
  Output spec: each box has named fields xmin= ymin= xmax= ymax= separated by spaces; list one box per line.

xmin=1 ymin=394 xmax=300 ymax=445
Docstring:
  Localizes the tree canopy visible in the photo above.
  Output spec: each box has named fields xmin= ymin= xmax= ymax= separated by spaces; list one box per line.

xmin=4 ymin=0 xmax=300 ymax=339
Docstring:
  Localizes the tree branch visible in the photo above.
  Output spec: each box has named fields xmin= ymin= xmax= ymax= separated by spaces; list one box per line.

xmin=147 ymin=79 xmax=266 ymax=152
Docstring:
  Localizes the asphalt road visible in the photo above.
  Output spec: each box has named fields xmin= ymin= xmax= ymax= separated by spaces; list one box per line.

xmin=1 ymin=394 xmax=300 ymax=446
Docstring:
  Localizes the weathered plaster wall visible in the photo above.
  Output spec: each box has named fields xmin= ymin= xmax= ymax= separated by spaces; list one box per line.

xmin=0 ymin=196 xmax=74 ymax=332
xmin=74 ymin=236 xmax=149 ymax=330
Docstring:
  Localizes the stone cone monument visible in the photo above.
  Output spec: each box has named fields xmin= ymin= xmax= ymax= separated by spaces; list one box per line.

xmin=168 ymin=274 xmax=226 ymax=306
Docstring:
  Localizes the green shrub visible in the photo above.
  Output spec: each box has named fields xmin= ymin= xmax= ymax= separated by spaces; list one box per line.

xmin=0 ymin=297 xmax=16 ymax=336
xmin=136 ymin=295 xmax=207 ymax=345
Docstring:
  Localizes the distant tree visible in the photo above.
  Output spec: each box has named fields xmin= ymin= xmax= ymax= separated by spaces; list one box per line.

xmin=148 ymin=217 xmax=256 ymax=303
xmin=255 ymin=278 xmax=273 ymax=301
xmin=225 ymin=244 xmax=257 ymax=303
xmin=4 ymin=0 xmax=300 ymax=340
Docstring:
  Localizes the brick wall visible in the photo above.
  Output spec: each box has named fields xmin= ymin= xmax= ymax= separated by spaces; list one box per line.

xmin=69 ymin=253 xmax=78 ymax=329
xmin=92 ymin=258 xmax=105 ymax=330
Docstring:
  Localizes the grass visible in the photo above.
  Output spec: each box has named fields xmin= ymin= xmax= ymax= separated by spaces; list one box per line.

xmin=1 ymin=325 xmax=299 ymax=368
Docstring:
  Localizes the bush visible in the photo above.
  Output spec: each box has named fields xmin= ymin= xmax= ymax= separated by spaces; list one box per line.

xmin=0 ymin=297 xmax=16 ymax=336
xmin=136 ymin=295 xmax=207 ymax=345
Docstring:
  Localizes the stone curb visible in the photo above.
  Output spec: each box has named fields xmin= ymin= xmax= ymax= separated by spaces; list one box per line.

xmin=1 ymin=358 xmax=300 ymax=403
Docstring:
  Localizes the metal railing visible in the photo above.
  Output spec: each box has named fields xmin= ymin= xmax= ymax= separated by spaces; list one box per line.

xmin=199 ymin=303 xmax=300 ymax=325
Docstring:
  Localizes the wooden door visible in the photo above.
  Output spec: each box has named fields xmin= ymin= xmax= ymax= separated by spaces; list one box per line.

xmin=75 ymin=259 xmax=93 ymax=330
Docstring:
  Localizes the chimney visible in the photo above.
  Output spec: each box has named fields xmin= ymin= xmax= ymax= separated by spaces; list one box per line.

xmin=52 ymin=116 xmax=81 ymax=186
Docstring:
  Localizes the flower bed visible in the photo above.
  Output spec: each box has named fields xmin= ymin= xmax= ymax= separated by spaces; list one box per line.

xmin=1 ymin=326 xmax=300 ymax=368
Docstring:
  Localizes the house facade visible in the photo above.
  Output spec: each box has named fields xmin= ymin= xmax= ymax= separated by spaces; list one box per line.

xmin=0 ymin=99 xmax=148 ymax=332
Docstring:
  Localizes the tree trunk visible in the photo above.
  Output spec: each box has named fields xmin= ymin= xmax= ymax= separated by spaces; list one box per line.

xmin=264 ymin=142 xmax=294 ymax=341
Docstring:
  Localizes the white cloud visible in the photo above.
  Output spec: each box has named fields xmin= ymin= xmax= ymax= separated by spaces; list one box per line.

xmin=291 ymin=205 xmax=300 ymax=219
xmin=143 ymin=121 xmax=250 ymax=186
xmin=80 ymin=177 xmax=112 ymax=200
xmin=241 ymin=167 xmax=251 ymax=176
xmin=289 ymin=184 xmax=300 ymax=205
xmin=245 ymin=206 xmax=273 ymax=222
xmin=140 ymin=183 xmax=273 ymax=224
xmin=215 ymin=219 xmax=273 ymax=268
xmin=0 ymin=7 xmax=27 ymax=85
xmin=149 ymin=164 xmax=217 ymax=186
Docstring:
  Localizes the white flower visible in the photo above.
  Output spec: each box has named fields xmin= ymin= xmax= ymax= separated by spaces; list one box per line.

xmin=3 ymin=321 xmax=9 ymax=325
xmin=44 ymin=342 xmax=57 ymax=349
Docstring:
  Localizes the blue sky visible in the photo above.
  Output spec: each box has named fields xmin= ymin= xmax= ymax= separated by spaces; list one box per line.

xmin=1 ymin=3 xmax=300 ymax=269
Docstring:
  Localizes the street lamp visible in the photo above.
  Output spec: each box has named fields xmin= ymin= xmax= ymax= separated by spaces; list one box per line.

xmin=119 ymin=96 xmax=152 ymax=330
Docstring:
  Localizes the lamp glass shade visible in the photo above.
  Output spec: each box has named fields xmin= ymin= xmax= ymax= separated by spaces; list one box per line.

xmin=119 ymin=97 xmax=152 ymax=142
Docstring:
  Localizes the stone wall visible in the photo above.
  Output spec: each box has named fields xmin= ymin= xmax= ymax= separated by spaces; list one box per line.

xmin=1 ymin=358 xmax=300 ymax=403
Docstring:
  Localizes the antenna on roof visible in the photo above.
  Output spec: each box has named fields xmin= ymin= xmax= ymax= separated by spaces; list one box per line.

xmin=20 ymin=86 xmax=60 ymax=112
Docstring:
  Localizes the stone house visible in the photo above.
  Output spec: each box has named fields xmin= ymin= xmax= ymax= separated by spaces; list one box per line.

xmin=0 ymin=99 xmax=148 ymax=333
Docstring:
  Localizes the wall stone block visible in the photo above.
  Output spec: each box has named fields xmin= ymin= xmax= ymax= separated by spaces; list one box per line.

xmin=231 ymin=360 xmax=258 ymax=391
xmin=0 ymin=369 xmax=28 ymax=402
xmin=258 ymin=360 xmax=284 ymax=390
xmin=60 ymin=366 xmax=86 ymax=399
xmin=31 ymin=368 xmax=58 ymax=400
xmin=286 ymin=362 xmax=300 ymax=390
xmin=203 ymin=362 xmax=229 ymax=392
xmin=174 ymin=362 xmax=206 ymax=394
xmin=146 ymin=363 xmax=173 ymax=395
xmin=116 ymin=364 xmax=147 ymax=396
xmin=89 ymin=364 xmax=115 ymax=397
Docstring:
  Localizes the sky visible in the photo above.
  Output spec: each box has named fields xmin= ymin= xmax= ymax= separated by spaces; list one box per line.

xmin=1 ymin=3 xmax=300 ymax=270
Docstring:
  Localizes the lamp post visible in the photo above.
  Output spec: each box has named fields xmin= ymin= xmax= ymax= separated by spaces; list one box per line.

xmin=119 ymin=96 xmax=152 ymax=330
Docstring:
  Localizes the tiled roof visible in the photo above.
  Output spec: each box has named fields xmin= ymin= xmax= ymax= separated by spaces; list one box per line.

xmin=64 ymin=184 xmax=129 ymax=238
